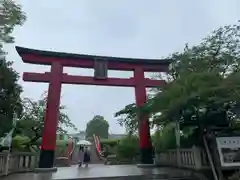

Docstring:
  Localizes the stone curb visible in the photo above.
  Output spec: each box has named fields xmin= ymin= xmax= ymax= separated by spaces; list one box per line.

xmin=136 ymin=164 xmax=157 ymax=168
xmin=34 ymin=167 xmax=58 ymax=173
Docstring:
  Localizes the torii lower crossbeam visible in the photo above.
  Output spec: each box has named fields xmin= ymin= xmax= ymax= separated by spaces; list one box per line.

xmin=23 ymin=72 xmax=165 ymax=87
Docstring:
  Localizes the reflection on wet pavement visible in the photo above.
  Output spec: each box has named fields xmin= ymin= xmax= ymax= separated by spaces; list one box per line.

xmin=2 ymin=164 xmax=192 ymax=180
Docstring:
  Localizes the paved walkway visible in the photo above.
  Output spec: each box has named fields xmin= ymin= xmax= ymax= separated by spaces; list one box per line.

xmin=3 ymin=164 xmax=193 ymax=180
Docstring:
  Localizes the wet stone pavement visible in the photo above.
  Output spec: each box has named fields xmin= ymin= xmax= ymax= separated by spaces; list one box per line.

xmin=2 ymin=164 xmax=194 ymax=180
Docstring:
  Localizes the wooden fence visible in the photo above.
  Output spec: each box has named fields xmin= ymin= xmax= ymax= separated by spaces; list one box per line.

xmin=155 ymin=146 xmax=210 ymax=170
xmin=0 ymin=152 xmax=37 ymax=177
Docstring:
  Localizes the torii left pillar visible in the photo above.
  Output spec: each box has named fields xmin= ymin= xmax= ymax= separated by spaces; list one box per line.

xmin=39 ymin=62 xmax=63 ymax=168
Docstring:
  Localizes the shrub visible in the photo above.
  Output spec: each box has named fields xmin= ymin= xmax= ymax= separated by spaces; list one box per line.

xmin=152 ymin=125 xmax=176 ymax=153
xmin=152 ymin=124 xmax=201 ymax=153
xmin=55 ymin=140 xmax=69 ymax=157
xmin=12 ymin=135 xmax=30 ymax=151
xmin=116 ymin=135 xmax=139 ymax=160
xmin=100 ymin=139 xmax=120 ymax=155
xmin=100 ymin=138 xmax=119 ymax=147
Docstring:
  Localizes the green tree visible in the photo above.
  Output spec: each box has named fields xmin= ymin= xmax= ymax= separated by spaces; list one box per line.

xmin=86 ymin=115 xmax=109 ymax=139
xmin=146 ymin=23 xmax=240 ymax=134
xmin=115 ymin=22 xmax=240 ymax=136
xmin=0 ymin=59 xmax=22 ymax=137
xmin=1 ymin=0 xmax=26 ymax=43
xmin=0 ymin=0 xmax=26 ymax=137
xmin=115 ymin=103 xmax=139 ymax=134
xmin=15 ymin=93 xmax=77 ymax=146
xmin=114 ymin=21 xmax=240 ymax=180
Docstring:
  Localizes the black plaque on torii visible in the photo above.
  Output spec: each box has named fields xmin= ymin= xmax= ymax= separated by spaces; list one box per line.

xmin=94 ymin=58 xmax=108 ymax=79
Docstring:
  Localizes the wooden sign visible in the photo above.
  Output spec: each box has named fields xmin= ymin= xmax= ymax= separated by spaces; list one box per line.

xmin=94 ymin=58 xmax=108 ymax=79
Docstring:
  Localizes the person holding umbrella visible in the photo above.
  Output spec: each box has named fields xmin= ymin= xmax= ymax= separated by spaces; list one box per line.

xmin=77 ymin=140 xmax=92 ymax=167
xmin=83 ymin=146 xmax=91 ymax=167
xmin=78 ymin=145 xmax=84 ymax=167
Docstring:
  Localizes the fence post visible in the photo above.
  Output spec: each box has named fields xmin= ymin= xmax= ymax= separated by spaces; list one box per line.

xmin=2 ymin=154 xmax=7 ymax=176
xmin=192 ymin=146 xmax=202 ymax=170
xmin=4 ymin=153 xmax=10 ymax=175
xmin=175 ymin=121 xmax=181 ymax=167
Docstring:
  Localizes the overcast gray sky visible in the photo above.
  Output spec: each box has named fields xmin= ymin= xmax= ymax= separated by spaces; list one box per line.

xmin=4 ymin=0 xmax=240 ymax=134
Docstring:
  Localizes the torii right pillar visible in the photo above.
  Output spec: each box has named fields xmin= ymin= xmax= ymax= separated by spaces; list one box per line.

xmin=134 ymin=67 xmax=153 ymax=164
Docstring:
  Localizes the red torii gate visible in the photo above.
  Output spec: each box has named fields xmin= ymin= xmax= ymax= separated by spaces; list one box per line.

xmin=16 ymin=46 xmax=169 ymax=168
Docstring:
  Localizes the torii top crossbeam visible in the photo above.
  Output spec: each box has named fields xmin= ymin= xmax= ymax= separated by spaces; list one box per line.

xmin=16 ymin=46 xmax=170 ymax=72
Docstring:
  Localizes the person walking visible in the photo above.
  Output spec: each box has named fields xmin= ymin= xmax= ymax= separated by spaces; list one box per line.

xmin=83 ymin=146 xmax=91 ymax=167
xmin=78 ymin=145 xmax=84 ymax=167
xmin=102 ymin=145 xmax=109 ymax=165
